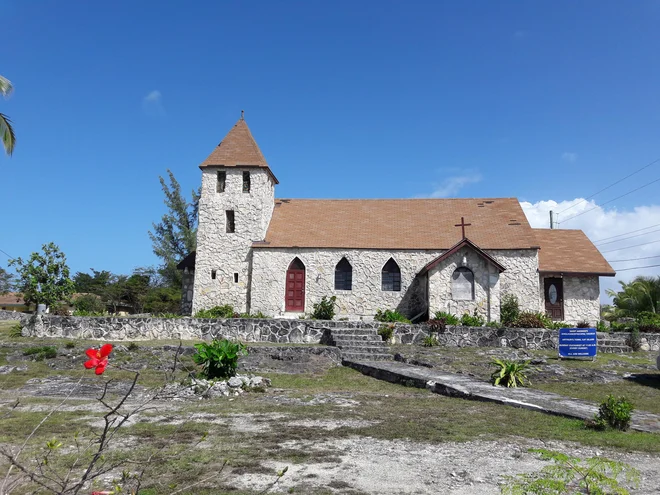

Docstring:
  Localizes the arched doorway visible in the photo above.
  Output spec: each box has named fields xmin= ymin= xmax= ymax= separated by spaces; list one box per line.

xmin=285 ymin=258 xmax=305 ymax=312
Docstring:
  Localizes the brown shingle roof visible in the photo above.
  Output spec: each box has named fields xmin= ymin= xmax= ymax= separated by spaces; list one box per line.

xmin=534 ymin=229 xmax=615 ymax=276
xmin=419 ymin=238 xmax=507 ymax=274
xmin=254 ymin=198 xmax=541 ymax=250
xmin=0 ymin=292 xmax=25 ymax=306
xmin=199 ymin=118 xmax=279 ymax=183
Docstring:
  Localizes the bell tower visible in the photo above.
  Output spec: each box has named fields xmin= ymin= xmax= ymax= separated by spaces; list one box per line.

xmin=192 ymin=115 xmax=278 ymax=314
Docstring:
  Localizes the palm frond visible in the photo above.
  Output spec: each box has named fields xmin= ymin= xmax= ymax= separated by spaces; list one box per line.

xmin=0 ymin=112 xmax=16 ymax=155
xmin=0 ymin=75 xmax=13 ymax=98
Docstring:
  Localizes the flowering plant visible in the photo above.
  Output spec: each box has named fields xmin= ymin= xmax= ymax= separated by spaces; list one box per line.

xmin=84 ymin=344 xmax=113 ymax=375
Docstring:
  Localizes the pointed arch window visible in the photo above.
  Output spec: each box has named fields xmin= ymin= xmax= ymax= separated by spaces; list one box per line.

xmin=335 ymin=257 xmax=353 ymax=290
xmin=381 ymin=258 xmax=401 ymax=292
xmin=452 ymin=267 xmax=474 ymax=300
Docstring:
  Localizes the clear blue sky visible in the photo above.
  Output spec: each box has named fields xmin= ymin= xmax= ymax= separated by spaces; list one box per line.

xmin=3 ymin=0 xmax=660 ymax=279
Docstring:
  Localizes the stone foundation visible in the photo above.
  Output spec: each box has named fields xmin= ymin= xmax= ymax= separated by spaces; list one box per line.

xmin=0 ymin=310 xmax=25 ymax=321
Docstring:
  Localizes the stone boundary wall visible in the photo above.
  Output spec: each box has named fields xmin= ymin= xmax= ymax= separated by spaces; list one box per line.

xmin=0 ymin=310 xmax=25 ymax=321
xmin=21 ymin=315 xmax=660 ymax=351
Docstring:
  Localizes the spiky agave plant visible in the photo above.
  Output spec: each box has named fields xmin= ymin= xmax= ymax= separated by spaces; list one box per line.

xmin=0 ymin=75 xmax=16 ymax=156
xmin=491 ymin=358 xmax=531 ymax=387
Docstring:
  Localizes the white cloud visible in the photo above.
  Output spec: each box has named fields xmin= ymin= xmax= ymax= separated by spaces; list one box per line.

xmin=421 ymin=173 xmax=482 ymax=198
xmin=142 ymin=90 xmax=165 ymax=116
xmin=561 ymin=152 xmax=577 ymax=163
xmin=521 ymin=198 xmax=660 ymax=301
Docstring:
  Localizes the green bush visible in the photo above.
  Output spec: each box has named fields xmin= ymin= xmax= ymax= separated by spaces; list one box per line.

xmin=73 ymin=294 xmax=106 ymax=314
xmin=500 ymin=294 xmax=520 ymax=326
xmin=377 ymin=324 xmax=395 ymax=342
xmin=486 ymin=320 xmax=503 ymax=329
xmin=9 ymin=323 xmax=23 ymax=338
xmin=311 ymin=296 xmax=337 ymax=320
xmin=155 ymin=313 xmax=184 ymax=319
xmin=193 ymin=338 xmax=247 ymax=379
xmin=49 ymin=303 xmax=70 ymax=316
xmin=422 ymin=334 xmax=439 ymax=347
xmin=594 ymin=395 xmax=634 ymax=431
xmin=491 ymin=358 xmax=531 ymax=387
xmin=72 ymin=310 xmax=108 ymax=317
xmin=596 ymin=320 xmax=609 ymax=333
xmin=636 ymin=311 xmax=660 ymax=333
xmin=238 ymin=311 xmax=268 ymax=319
xmin=459 ymin=311 xmax=485 ymax=327
xmin=194 ymin=305 xmax=236 ymax=319
xmin=64 ymin=342 xmax=75 ymax=349
xmin=374 ymin=309 xmax=410 ymax=323
xmin=433 ymin=311 xmax=459 ymax=325
xmin=23 ymin=346 xmax=58 ymax=361
xmin=627 ymin=325 xmax=641 ymax=351
xmin=510 ymin=311 xmax=547 ymax=328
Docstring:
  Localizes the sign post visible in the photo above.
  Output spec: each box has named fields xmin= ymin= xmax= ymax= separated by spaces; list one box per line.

xmin=558 ymin=327 xmax=597 ymax=360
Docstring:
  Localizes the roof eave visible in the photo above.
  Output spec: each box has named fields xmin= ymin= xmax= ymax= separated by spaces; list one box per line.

xmin=198 ymin=163 xmax=279 ymax=184
xmin=538 ymin=270 xmax=616 ymax=277
xmin=419 ymin=238 xmax=507 ymax=275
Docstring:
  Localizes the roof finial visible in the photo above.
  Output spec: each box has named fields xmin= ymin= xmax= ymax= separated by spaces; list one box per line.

xmin=241 ymin=109 xmax=244 ymax=121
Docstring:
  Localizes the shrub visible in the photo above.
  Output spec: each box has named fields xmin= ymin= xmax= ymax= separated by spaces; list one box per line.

xmin=427 ymin=318 xmax=446 ymax=333
xmin=433 ymin=311 xmax=459 ymax=325
xmin=194 ymin=304 xmax=235 ymax=319
xmin=576 ymin=320 xmax=591 ymax=328
xmin=500 ymin=294 xmax=520 ymax=326
xmin=627 ymin=325 xmax=641 ymax=351
xmin=193 ymin=338 xmax=247 ymax=379
xmin=636 ymin=311 xmax=660 ymax=333
xmin=594 ymin=395 xmax=634 ymax=431
xmin=73 ymin=294 xmax=106 ymax=314
xmin=64 ymin=342 xmax=76 ymax=349
xmin=9 ymin=323 xmax=23 ymax=338
xmin=486 ymin=320 xmax=503 ymax=329
xmin=155 ymin=313 xmax=183 ymax=319
xmin=50 ymin=303 xmax=70 ymax=316
xmin=238 ymin=311 xmax=268 ymax=319
xmin=24 ymin=346 xmax=58 ymax=361
xmin=459 ymin=311 xmax=485 ymax=327
xmin=127 ymin=342 xmax=140 ymax=351
xmin=377 ymin=324 xmax=395 ymax=342
xmin=422 ymin=334 xmax=439 ymax=347
xmin=596 ymin=320 xmax=609 ymax=333
xmin=374 ymin=309 xmax=410 ymax=323
xmin=491 ymin=358 xmax=531 ymax=387
xmin=311 ymin=296 xmax=337 ymax=320
xmin=510 ymin=311 xmax=547 ymax=328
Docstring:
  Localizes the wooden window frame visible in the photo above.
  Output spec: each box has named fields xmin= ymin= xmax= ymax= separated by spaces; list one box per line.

xmin=381 ymin=259 xmax=401 ymax=292
xmin=334 ymin=257 xmax=353 ymax=291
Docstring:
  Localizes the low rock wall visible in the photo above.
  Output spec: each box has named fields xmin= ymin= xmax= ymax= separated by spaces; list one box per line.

xmin=20 ymin=315 xmax=660 ymax=351
xmin=0 ymin=310 xmax=25 ymax=321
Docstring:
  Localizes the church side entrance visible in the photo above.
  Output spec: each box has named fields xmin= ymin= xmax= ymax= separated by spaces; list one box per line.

xmin=544 ymin=277 xmax=564 ymax=320
xmin=285 ymin=258 xmax=305 ymax=312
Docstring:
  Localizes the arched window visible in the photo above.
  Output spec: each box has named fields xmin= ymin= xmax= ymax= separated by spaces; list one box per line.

xmin=335 ymin=257 xmax=353 ymax=290
xmin=452 ymin=267 xmax=474 ymax=300
xmin=382 ymin=258 xmax=401 ymax=292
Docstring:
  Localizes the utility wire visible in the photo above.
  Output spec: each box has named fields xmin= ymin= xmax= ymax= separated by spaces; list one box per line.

xmin=593 ymin=223 xmax=660 ymax=243
xmin=0 ymin=248 xmax=13 ymax=259
xmin=608 ymin=255 xmax=660 ymax=263
xmin=595 ymin=227 xmax=660 ymax=246
xmin=612 ymin=264 xmax=660 ymax=272
xmin=555 ymin=157 xmax=660 ymax=215
xmin=559 ymin=176 xmax=660 ymax=224
xmin=601 ymin=238 xmax=660 ymax=253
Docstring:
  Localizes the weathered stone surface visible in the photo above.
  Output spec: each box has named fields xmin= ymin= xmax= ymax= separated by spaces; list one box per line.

xmin=227 ymin=376 xmax=243 ymax=388
xmin=0 ymin=310 xmax=25 ymax=321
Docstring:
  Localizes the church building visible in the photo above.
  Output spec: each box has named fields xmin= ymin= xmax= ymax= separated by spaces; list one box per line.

xmin=178 ymin=117 xmax=615 ymax=325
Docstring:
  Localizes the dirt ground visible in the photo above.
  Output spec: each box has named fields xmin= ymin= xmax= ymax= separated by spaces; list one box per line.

xmin=1 ymin=327 xmax=659 ymax=494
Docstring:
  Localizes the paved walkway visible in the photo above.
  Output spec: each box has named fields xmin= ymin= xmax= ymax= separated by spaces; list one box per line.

xmin=345 ymin=360 xmax=660 ymax=434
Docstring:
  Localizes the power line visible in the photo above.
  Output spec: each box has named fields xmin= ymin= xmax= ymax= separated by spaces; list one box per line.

xmin=555 ymin=156 xmax=660 ymax=215
xmin=559 ymin=176 xmax=660 ymax=224
xmin=595 ymin=227 xmax=660 ymax=246
xmin=608 ymin=255 xmax=660 ymax=262
xmin=593 ymin=223 xmax=660 ymax=243
xmin=601 ymin=238 xmax=660 ymax=253
xmin=612 ymin=264 xmax=660 ymax=272
xmin=0 ymin=248 xmax=13 ymax=259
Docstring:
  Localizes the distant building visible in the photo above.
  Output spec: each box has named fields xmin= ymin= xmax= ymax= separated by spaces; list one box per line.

xmin=180 ymin=117 xmax=615 ymax=325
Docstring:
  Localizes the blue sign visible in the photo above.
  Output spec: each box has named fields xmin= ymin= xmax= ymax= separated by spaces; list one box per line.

xmin=558 ymin=328 xmax=597 ymax=358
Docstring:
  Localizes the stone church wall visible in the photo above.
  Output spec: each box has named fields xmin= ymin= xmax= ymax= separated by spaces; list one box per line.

xmin=193 ymin=168 xmax=274 ymax=314
xmin=491 ymin=249 xmax=541 ymax=313
xmin=180 ymin=269 xmax=195 ymax=315
xmin=539 ymin=275 xmax=600 ymax=326
xmin=250 ymin=248 xmax=440 ymax=319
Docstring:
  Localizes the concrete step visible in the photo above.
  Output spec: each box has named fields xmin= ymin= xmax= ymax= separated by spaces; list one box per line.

xmin=330 ymin=328 xmax=379 ymax=336
xmin=599 ymin=345 xmax=633 ymax=354
xmin=336 ymin=344 xmax=390 ymax=354
xmin=332 ymin=335 xmax=384 ymax=344
xmin=341 ymin=351 xmax=393 ymax=362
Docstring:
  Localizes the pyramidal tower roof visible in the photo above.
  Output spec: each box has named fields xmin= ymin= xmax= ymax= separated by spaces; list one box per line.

xmin=199 ymin=115 xmax=278 ymax=183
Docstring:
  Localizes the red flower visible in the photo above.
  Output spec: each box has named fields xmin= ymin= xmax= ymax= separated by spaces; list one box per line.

xmin=84 ymin=344 xmax=113 ymax=375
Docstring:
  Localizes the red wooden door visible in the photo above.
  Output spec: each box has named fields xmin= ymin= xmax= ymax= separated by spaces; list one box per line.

xmin=544 ymin=277 xmax=564 ymax=320
xmin=285 ymin=268 xmax=305 ymax=312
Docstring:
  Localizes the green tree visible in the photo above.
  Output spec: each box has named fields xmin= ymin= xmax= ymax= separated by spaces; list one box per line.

xmin=607 ymin=276 xmax=660 ymax=317
xmin=0 ymin=75 xmax=16 ymax=156
xmin=73 ymin=269 xmax=113 ymax=295
xmin=148 ymin=170 xmax=200 ymax=288
xmin=9 ymin=243 xmax=75 ymax=311
xmin=143 ymin=287 xmax=181 ymax=314
xmin=0 ymin=266 xmax=14 ymax=294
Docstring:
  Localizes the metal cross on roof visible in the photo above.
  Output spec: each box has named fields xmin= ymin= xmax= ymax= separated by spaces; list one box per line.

xmin=455 ymin=217 xmax=472 ymax=239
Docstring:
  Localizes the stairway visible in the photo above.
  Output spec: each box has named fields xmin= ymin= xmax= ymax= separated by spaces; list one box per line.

xmin=327 ymin=327 xmax=393 ymax=362
xmin=598 ymin=335 xmax=633 ymax=354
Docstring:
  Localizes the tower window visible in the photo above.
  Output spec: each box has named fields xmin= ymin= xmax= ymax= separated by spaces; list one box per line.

xmin=234 ymin=273 xmax=239 ymax=283
xmin=243 ymin=171 xmax=251 ymax=193
xmin=217 ymin=171 xmax=226 ymax=193
xmin=226 ymin=210 xmax=235 ymax=233
xmin=211 ymin=270 xmax=217 ymax=280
